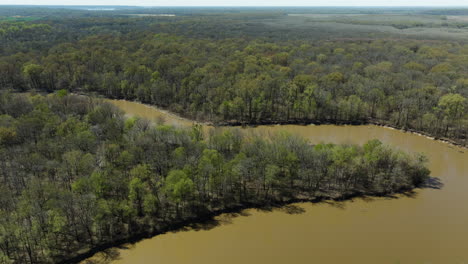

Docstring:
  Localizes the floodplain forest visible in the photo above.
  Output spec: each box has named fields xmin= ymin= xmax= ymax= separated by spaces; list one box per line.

xmin=0 ymin=93 xmax=429 ymax=263
xmin=0 ymin=7 xmax=467 ymax=146
xmin=2 ymin=6 xmax=466 ymax=264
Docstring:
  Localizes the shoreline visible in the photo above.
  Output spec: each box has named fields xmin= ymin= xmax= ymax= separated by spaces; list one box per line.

xmin=103 ymin=97 xmax=467 ymax=151
xmin=8 ymin=93 xmax=441 ymax=263
xmin=106 ymin=98 xmax=199 ymax=126
xmin=67 ymin=189 xmax=415 ymax=264
xmin=20 ymin=92 xmax=466 ymax=150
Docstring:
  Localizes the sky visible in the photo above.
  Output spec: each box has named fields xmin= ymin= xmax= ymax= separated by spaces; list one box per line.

xmin=1 ymin=0 xmax=468 ymax=6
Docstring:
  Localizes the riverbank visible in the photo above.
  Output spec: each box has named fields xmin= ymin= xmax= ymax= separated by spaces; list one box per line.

xmin=105 ymin=97 xmax=467 ymax=150
xmin=218 ymin=119 xmax=467 ymax=149
xmin=19 ymin=92 xmax=466 ymax=149
xmin=3 ymin=93 xmax=461 ymax=264
xmin=74 ymin=189 xmax=417 ymax=264
xmin=77 ymin=113 xmax=467 ymax=264
xmin=0 ymin=93 xmax=445 ymax=264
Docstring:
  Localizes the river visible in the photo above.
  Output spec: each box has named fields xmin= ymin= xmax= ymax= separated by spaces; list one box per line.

xmin=86 ymin=99 xmax=468 ymax=264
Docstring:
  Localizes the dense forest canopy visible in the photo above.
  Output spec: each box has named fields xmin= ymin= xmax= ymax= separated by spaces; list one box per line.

xmin=0 ymin=6 xmax=463 ymax=263
xmin=0 ymin=8 xmax=467 ymax=145
xmin=0 ymin=92 xmax=429 ymax=263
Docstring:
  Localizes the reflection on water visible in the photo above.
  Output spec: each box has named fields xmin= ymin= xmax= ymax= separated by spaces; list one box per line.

xmin=89 ymin=99 xmax=468 ymax=264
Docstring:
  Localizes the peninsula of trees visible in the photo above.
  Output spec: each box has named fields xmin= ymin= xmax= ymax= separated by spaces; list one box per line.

xmin=0 ymin=93 xmax=430 ymax=263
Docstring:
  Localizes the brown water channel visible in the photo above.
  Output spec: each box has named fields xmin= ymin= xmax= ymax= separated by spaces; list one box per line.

xmin=87 ymin=99 xmax=468 ymax=264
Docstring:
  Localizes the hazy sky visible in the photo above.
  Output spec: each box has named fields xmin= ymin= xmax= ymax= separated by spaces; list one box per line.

xmin=1 ymin=0 xmax=468 ymax=6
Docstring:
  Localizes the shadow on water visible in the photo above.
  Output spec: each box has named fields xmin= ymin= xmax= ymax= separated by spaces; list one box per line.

xmin=323 ymin=200 xmax=347 ymax=209
xmin=178 ymin=211 xmax=251 ymax=232
xmin=81 ymin=248 xmax=121 ymax=264
xmin=320 ymin=176 xmax=444 ymax=209
xmin=277 ymin=204 xmax=307 ymax=214
xmin=78 ymin=177 xmax=444 ymax=264
xmin=179 ymin=203 xmax=307 ymax=234
xmin=255 ymin=203 xmax=306 ymax=215
xmin=420 ymin=177 xmax=444 ymax=190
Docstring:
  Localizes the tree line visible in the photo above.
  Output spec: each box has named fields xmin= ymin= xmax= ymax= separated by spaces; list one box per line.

xmin=1 ymin=28 xmax=466 ymax=145
xmin=0 ymin=92 xmax=430 ymax=263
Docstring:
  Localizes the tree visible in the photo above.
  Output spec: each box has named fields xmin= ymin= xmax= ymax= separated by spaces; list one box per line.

xmin=164 ymin=170 xmax=194 ymax=215
xmin=438 ymin=93 xmax=466 ymax=136
xmin=197 ymin=149 xmax=224 ymax=198
xmin=0 ymin=127 xmax=16 ymax=147
xmin=22 ymin=63 xmax=43 ymax=90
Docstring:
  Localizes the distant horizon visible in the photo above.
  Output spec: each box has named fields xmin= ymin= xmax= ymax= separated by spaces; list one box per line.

xmin=2 ymin=1 xmax=468 ymax=7
xmin=2 ymin=4 xmax=468 ymax=7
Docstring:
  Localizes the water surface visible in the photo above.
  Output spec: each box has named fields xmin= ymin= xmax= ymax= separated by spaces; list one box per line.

xmin=94 ymin=99 xmax=468 ymax=264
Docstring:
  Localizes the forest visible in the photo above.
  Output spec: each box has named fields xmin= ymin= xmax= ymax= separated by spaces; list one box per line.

xmin=0 ymin=6 xmax=464 ymax=263
xmin=0 ymin=7 xmax=467 ymax=146
xmin=0 ymin=92 xmax=429 ymax=263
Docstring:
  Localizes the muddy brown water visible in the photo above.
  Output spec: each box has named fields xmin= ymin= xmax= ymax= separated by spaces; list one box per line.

xmin=87 ymin=99 xmax=467 ymax=264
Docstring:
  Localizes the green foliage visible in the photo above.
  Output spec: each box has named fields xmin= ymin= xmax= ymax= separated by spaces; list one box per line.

xmin=164 ymin=170 xmax=194 ymax=203
xmin=438 ymin=93 xmax=466 ymax=120
xmin=0 ymin=93 xmax=432 ymax=264
xmin=1 ymin=7 xmax=461 ymax=261
xmin=0 ymin=127 xmax=16 ymax=146
xmin=0 ymin=15 xmax=467 ymax=145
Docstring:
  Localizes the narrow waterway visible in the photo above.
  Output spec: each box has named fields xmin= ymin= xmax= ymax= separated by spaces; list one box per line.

xmin=87 ymin=99 xmax=467 ymax=264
